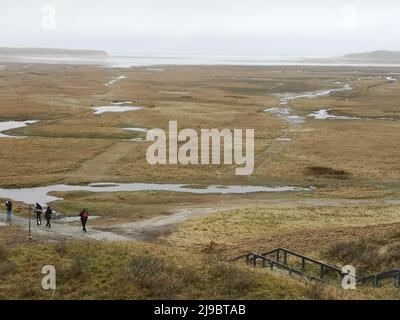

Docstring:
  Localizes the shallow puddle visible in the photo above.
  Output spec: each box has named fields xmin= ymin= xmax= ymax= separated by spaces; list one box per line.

xmin=0 ymin=120 xmax=38 ymax=138
xmin=105 ymin=75 xmax=127 ymax=86
xmin=122 ymin=127 xmax=148 ymax=132
xmin=264 ymin=107 xmax=305 ymax=124
xmin=92 ymin=105 xmax=143 ymax=115
xmin=308 ymin=109 xmax=361 ymax=120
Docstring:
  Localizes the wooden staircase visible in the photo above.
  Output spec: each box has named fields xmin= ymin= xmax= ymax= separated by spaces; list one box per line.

xmin=236 ymin=247 xmax=400 ymax=288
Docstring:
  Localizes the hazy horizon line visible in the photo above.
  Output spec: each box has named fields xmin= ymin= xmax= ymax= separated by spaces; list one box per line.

xmin=1 ymin=45 xmax=398 ymax=59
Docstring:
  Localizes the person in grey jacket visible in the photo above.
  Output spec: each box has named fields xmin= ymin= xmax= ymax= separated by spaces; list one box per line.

xmin=35 ymin=203 xmax=43 ymax=225
xmin=5 ymin=200 xmax=12 ymax=222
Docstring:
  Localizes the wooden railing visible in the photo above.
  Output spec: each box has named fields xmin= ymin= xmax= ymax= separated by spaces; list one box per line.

xmin=236 ymin=247 xmax=400 ymax=288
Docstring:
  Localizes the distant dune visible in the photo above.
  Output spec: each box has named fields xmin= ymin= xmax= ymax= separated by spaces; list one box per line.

xmin=300 ymin=50 xmax=400 ymax=65
xmin=342 ymin=50 xmax=400 ymax=62
xmin=0 ymin=47 xmax=108 ymax=58
xmin=0 ymin=47 xmax=109 ymax=64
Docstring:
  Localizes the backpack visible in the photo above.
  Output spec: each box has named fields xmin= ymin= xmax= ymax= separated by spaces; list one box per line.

xmin=82 ymin=211 xmax=89 ymax=220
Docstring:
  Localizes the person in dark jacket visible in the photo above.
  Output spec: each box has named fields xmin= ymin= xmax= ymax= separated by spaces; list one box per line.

xmin=79 ymin=208 xmax=89 ymax=232
xmin=5 ymin=200 xmax=12 ymax=222
xmin=35 ymin=203 xmax=43 ymax=225
xmin=44 ymin=206 xmax=52 ymax=228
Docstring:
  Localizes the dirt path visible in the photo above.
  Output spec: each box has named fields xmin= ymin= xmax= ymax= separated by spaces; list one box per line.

xmin=93 ymin=207 xmax=217 ymax=241
xmin=0 ymin=208 xmax=217 ymax=242
xmin=65 ymin=141 xmax=136 ymax=182
xmin=2 ymin=198 xmax=399 ymax=242
xmin=255 ymin=126 xmax=296 ymax=169
xmin=0 ymin=212 xmax=129 ymax=241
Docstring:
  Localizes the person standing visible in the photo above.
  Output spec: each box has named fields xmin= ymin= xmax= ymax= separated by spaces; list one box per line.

xmin=79 ymin=208 xmax=89 ymax=232
xmin=35 ymin=203 xmax=43 ymax=225
xmin=5 ymin=200 xmax=12 ymax=222
xmin=44 ymin=206 xmax=52 ymax=228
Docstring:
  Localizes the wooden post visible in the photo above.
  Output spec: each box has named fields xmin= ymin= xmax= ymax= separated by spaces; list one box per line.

xmin=276 ymin=250 xmax=280 ymax=262
xmin=301 ymin=257 xmax=305 ymax=271
xmin=27 ymin=205 xmax=33 ymax=240
xmin=320 ymin=265 xmax=325 ymax=280
xmin=395 ymin=272 xmax=400 ymax=288
xmin=373 ymin=275 xmax=379 ymax=288
xmin=283 ymin=251 xmax=287 ymax=265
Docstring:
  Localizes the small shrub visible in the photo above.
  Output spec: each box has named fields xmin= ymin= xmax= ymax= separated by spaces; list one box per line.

xmin=306 ymin=166 xmax=350 ymax=179
xmin=58 ymin=257 xmax=85 ymax=280
xmin=202 ymin=241 xmax=219 ymax=254
xmin=17 ymin=282 xmax=42 ymax=299
xmin=0 ymin=260 xmax=16 ymax=278
xmin=128 ymin=254 xmax=180 ymax=298
xmin=307 ymin=282 xmax=326 ymax=300
xmin=0 ymin=246 xmax=7 ymax=262
xmin=381 ymin=244 xmax=400 ymax=266
xmin=205 ymin=256 xmax=258 ymax=297
xmin=325 ymin=237 xmax=400 ymax=273
xmin=55 ymin=242 xmax=68 ymax=257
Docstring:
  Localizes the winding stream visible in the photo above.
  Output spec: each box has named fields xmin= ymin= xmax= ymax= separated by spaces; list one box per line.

xmin=264 ymin=83 xmax=352 ymax=124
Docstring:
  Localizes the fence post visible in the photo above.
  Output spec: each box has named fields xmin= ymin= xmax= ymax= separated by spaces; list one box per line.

xmin=395 ymin=271 xmax=400 ymax=288
xmin=320 ymin=265 xmax=325 ymax=280
xmin=283 ymin=251 xmax=287 ymax=265
xmin=301 ymin=257 xmax=305 ymax=271
xmin=262 ymin=258 xmax=266 ymax=268
xmin=27 ymin=205 xmax=33 ymax=240
xmin=373 ymin=275 xmax=379 ymax=288
xmin=276 ymin=249 xmax=280 ymax=262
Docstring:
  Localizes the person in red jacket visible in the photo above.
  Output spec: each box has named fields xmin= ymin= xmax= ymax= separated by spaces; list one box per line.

xmin=79 ymin=208 xmax=89 ymax=232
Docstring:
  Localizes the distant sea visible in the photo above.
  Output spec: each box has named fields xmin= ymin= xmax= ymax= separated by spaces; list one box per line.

xmin=2 ymin=54 xmax=400 ymax=68
xmin=106 ymin=55 xmax=400 ymax=68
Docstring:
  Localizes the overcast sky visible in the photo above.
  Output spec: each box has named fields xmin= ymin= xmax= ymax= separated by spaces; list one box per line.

xmin=1 ymin=0 xmax=399 ymax=56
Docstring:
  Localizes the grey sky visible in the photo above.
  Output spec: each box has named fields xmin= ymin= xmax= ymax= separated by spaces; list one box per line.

xmin=1 ymin=0 xmax=399 ymax=56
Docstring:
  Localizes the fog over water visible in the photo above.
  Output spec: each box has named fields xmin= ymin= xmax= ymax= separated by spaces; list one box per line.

xmin=1 ymin=0 xmax=400 ymax=57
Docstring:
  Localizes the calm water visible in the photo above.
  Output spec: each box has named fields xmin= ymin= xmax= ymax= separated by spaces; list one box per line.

xmin=0 ymin=120 xmax=38 ymax=138
xmin=92 ymin=105 xmax=143 ymax=115
xmin=0 ymin=183 xmax=314 ymax=205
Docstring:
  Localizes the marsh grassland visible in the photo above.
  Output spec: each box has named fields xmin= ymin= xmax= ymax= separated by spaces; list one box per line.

xmin=0 ymin=63 xmax=400 ymax=299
